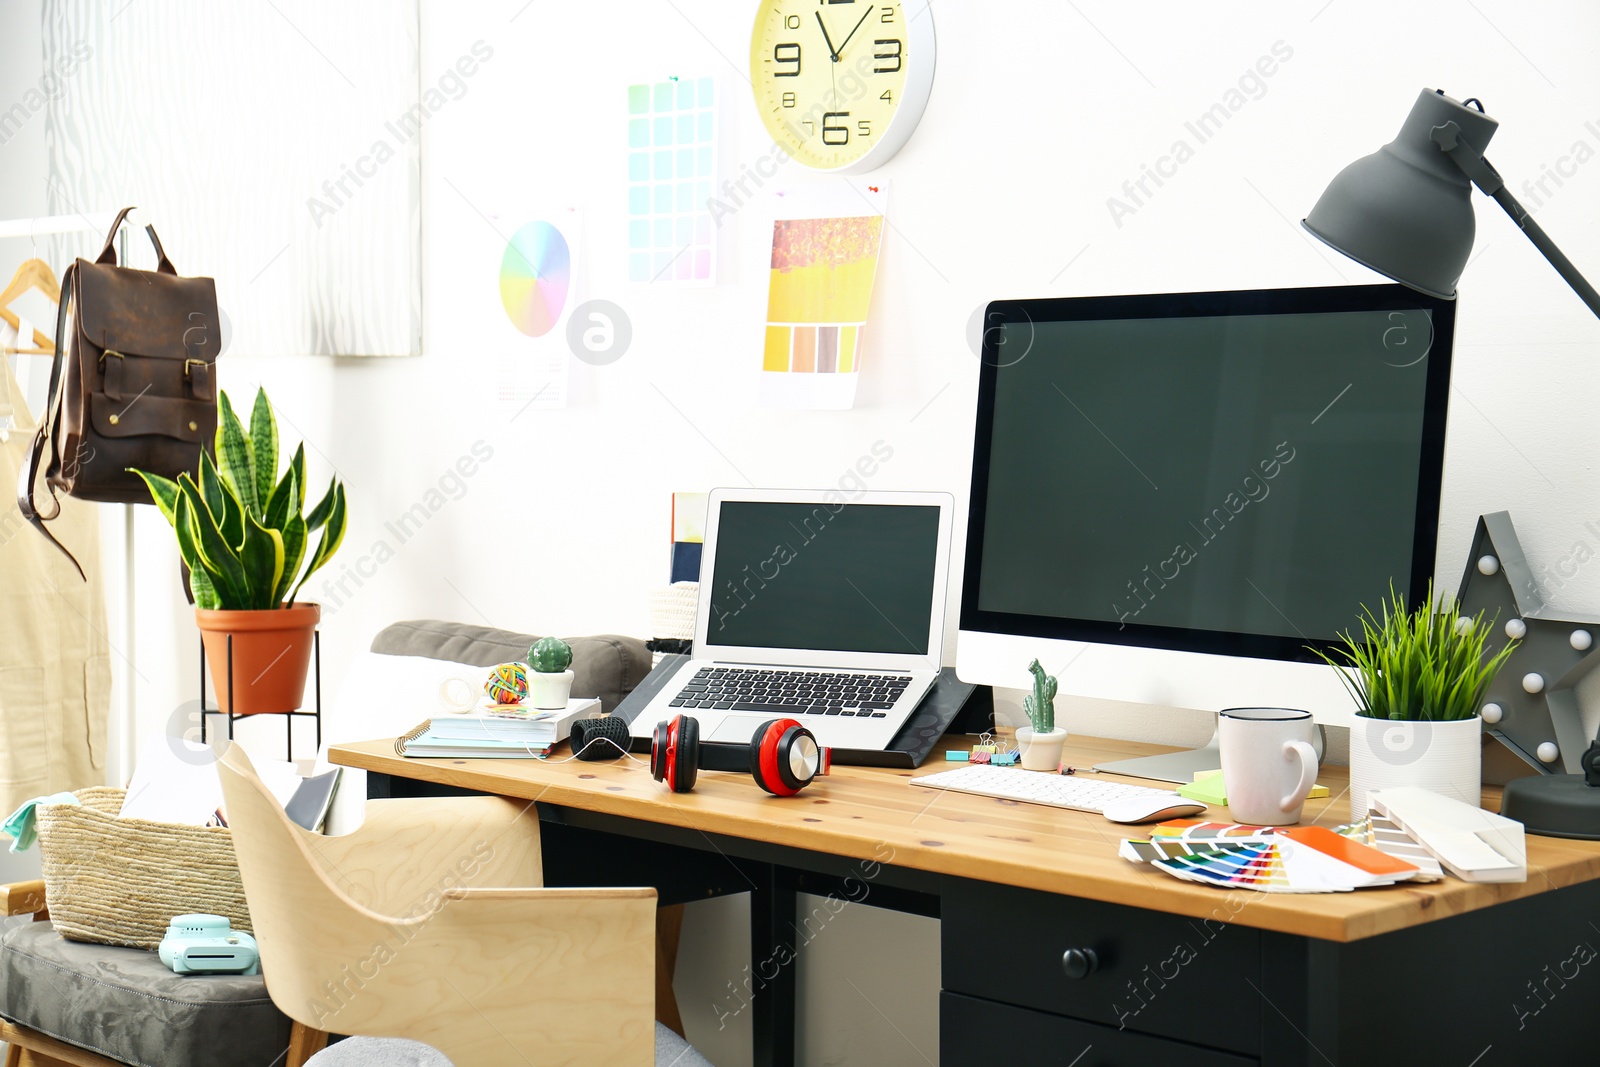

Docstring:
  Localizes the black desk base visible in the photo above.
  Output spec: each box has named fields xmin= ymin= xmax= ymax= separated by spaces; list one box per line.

xmin=369 ymin=772 xmax=1597 ymax=1066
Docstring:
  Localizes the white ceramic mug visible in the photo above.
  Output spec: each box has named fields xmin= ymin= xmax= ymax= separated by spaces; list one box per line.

xmin=1218 ymin=707 xmax=1319 ymax=826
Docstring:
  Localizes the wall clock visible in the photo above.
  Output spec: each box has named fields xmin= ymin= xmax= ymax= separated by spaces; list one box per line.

xmin=749 ymin=0 xmax=936 ymax=173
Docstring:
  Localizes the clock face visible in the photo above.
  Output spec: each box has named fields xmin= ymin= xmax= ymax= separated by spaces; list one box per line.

xmin=750 ymin=0 xmax=935 ymax=173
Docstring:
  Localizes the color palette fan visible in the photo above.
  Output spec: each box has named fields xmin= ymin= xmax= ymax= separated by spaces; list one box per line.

xmin=1120 ymin=823 xmax=1424 ymax=893
xmin=499 ymin=221 xmax=570 ymax=337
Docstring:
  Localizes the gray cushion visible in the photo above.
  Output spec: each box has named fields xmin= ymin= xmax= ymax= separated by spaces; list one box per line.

xmin=370 ymin=620 xmax=652 ymax=714
xmin=0 ymin=921 xmax=290 ymax=1067
xmin=304 ymin=1023 xmax=713 ymax=1066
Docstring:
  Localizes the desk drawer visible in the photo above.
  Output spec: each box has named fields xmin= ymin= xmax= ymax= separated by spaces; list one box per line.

xmin=943 ymin=878 xmax=1260 ymax=1056
xmin=942 ymin=992 xmax=1256 ymax=1067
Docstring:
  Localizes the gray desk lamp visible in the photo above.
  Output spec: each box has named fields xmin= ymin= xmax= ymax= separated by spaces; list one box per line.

xmin=1303 ymin=87 xmax=1600 ymax=318
xmin=1304 ymin=88 xmax=1600 ymax=839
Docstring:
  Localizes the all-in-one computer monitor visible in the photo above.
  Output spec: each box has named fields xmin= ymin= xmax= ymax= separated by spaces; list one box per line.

xmin=957 ymin=284 xmax=1456 ymax=781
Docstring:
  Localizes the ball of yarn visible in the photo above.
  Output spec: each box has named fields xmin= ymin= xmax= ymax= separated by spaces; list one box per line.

xmin=485 ymin=661 xmax=529 ymax=704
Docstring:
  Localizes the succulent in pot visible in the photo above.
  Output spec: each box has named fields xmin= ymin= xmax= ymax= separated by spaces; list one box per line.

xmin=1017 ymin=659 xmax=1068 ymax=771
xmin=527 ymin=636 xmax=576 ymax=710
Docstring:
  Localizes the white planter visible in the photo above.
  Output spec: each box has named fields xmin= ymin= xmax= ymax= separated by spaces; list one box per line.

xmin=1348 ymin=715 xmax=1482 ymax=819
xmin=1016 ymin=726 xmax=1069 ymax=772
xmin=527 ymin=669 xmax=575 ymax=710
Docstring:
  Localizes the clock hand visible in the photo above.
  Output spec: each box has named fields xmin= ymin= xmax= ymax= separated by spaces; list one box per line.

xmin=814 ymin=11 xmax=841 ymax=63
xmin=834 ymin=6 xmax=875 ymax=59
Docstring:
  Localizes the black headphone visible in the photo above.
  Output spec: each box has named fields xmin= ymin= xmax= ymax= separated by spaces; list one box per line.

xmin=650 ymin=715 xmax=831 ymax=796
xmin=570 ymin=716 xmax=632 ymax=760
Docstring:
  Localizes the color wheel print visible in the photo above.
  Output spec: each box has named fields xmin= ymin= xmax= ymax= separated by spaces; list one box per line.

xmin=499 ymin=221 xmax=570 ymax=337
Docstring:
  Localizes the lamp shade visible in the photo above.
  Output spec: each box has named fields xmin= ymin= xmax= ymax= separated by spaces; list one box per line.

xmin=1304 ymin=89 xmax=1500 ymax=299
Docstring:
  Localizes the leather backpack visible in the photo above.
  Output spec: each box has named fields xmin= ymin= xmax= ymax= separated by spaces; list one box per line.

xmin=17 ymin=206 xmax=221 ymax=577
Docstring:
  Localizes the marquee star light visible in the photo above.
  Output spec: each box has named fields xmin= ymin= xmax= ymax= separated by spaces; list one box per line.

xmin=1455 ymin=512 xmax=1600 ymax=775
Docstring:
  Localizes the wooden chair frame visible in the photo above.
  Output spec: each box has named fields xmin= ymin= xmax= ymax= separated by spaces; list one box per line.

xmin=218 ymin=746 xmax=657 ymax=1066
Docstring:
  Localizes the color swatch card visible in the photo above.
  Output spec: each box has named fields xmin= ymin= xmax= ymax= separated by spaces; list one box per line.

xmin=760 ymin=184 xmax=889 ymax=410
xmin=1147 ymin=820 xmax=1279 ymax=841
xmin=1121 ymin=823 xmax=1424 ymax=893
xmin=627 ymin=76 xmax=718 ymax=285
xmin=493 ymin=208 xmax=583 ymax=409
xmin=1336 ymin=815 xmax=1445 ymax=882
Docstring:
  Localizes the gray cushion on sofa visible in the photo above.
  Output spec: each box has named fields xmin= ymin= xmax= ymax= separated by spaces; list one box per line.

xmin=370 ymin=620 xmax=652 ymax=714
xmin=0 ymin=921 xmax=290 ymax=1067
xmin=304 ymin=1022 xmax=713 ymax=1066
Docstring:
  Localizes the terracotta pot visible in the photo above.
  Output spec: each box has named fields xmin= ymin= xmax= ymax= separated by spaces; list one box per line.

xmin=197 ymin=603 xmax=320 ymax=716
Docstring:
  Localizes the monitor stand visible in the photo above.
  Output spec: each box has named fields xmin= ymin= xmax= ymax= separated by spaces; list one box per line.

xmin=1092 ymin=717 xmax=1329 ymax=785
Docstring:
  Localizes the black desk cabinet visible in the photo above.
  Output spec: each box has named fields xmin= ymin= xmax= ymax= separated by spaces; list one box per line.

xmin=943 ymin=879 xmax=1261 ymax=1058
xmin=943 ymin=875 xmax=1599 ymax=1066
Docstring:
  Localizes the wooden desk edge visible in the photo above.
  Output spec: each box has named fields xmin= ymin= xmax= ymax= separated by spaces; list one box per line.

xmin=329 ymin=738 xmax=1600 ymax=945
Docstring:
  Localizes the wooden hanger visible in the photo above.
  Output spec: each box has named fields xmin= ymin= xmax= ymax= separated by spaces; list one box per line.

xmin=0 ymin=258 xmax=60 ymax=354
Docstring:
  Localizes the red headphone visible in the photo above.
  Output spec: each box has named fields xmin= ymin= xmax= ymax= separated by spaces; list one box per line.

xmin=650 ymin=715 xmax=831 ymax=796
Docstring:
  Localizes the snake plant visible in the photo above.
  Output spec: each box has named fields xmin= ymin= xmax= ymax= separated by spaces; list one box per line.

xmin=130 ymin=388 xmax=347 ymax=611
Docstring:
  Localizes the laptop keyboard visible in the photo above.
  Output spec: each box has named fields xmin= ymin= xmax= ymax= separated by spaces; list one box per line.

xmin=669 ymin=667 xmax=911 ymax=718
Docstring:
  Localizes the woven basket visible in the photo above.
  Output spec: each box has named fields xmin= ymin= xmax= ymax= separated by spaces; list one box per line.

xmin=35 ymin=787 xmax=251 ymax=949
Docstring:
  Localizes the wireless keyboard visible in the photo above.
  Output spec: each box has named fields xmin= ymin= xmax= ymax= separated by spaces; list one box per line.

xmin=910 ymin=764 xmax=1185 ymax=815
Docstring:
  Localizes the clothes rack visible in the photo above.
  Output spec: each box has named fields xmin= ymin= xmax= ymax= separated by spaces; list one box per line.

xmin=1 ymin=212 xmax=134 ymax=784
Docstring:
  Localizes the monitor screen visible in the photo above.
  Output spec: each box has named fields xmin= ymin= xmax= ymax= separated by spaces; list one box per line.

xmin=963 ymin=284 xmax=1454 ymax=663
xmin=707 ymin=501 xmax=942 ymax=656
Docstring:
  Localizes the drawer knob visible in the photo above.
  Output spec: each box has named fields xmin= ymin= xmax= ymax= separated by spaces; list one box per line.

xmin=1061 ymin=947 xmax=1098 ymax=980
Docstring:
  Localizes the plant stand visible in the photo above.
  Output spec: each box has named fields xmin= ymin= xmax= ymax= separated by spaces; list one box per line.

xmin=198 ymin=630 xmax=322 ymax=761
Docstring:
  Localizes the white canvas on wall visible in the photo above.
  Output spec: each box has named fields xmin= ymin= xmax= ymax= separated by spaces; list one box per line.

xmin=41 ymin=0 xmax=421 ymax=357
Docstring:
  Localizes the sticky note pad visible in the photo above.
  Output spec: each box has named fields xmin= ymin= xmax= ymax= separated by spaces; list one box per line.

xmin=1176 ymin=776 xmax=1228 ymax=806
xmin=945 ymin=751 xmax=969 ymax=762
xmin=1182 ymin=769 xmax=1331 ymax=806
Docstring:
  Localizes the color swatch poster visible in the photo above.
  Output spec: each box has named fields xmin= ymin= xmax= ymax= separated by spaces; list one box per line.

xmin=760 ymin=184 xmax=889 ymax=410
xmin=627 ymin=76 xmax=718 ymax=286
xmin=495 ymin=208 xmax=583 ymax=410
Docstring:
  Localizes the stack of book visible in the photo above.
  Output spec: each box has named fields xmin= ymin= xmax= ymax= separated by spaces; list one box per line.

xmin=396 ymin=697 xmax=602 ymax=759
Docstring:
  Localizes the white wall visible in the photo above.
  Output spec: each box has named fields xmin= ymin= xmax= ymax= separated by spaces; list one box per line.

xmin=6 ymin=2 xmax=1600 ymax=1064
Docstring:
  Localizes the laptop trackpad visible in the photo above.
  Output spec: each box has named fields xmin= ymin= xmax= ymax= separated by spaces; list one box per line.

xmin=707 ymin=715 xmax=773 ymax=743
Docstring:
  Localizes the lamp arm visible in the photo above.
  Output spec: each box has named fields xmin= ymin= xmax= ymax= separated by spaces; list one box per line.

xmin=1432 ymin=121 xmax=1600 ymax=320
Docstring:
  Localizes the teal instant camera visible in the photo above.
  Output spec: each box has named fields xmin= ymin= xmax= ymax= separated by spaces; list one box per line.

xmin=158 ymin=914 xmax=260 ymax=976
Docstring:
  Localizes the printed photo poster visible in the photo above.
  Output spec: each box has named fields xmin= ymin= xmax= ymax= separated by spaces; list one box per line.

xmin=760 ymin=183 xmax=890 ymax=410
xmin=493 ymin=207 xmax=584 ymax=410
xmin=626 ymin=75 xmax=719 ymax=286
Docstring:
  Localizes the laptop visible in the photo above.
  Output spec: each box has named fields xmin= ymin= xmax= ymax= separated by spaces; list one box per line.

xmin=629 ymin=487 xmax=954 ymax=751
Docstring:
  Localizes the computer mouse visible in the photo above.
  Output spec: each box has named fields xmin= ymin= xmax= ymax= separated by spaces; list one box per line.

xmin=1100 ymin=795 xmax=1208 ymax=824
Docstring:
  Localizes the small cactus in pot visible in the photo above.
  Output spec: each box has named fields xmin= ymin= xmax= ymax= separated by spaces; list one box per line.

xmin=526 ymin=636 xmax=576 ymax=710
xmin=1023 ymin=659 xmax=1057 ymax=735
xmin=1017 ymin=659 xmax=1068 ymax=771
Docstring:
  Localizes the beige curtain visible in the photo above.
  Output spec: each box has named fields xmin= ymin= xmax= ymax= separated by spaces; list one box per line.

xmin=0 ymin=351 xmax=110 ymax=814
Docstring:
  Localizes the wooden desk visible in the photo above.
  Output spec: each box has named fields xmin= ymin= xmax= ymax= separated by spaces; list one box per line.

xmin=332 ymin=733 xmax=1600 ymax=1066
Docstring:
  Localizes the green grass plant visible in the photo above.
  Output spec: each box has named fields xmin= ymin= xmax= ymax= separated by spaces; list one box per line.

xmin=1314 ymin=581 xmax=1519 ymax=722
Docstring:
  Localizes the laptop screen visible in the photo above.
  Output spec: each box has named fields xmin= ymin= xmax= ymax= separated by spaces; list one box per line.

xmin=706 ymin=501 xmax=941 ymax=656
